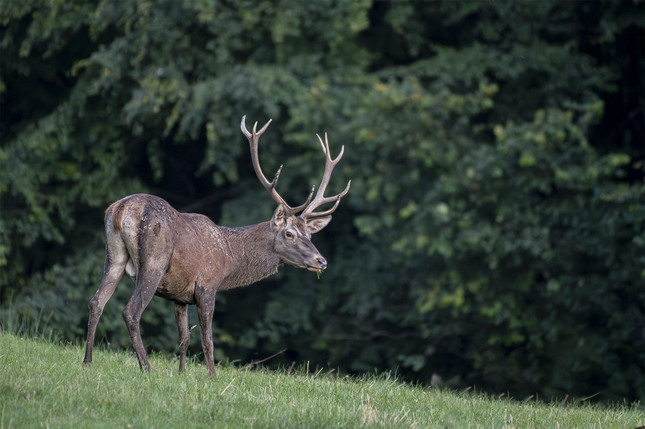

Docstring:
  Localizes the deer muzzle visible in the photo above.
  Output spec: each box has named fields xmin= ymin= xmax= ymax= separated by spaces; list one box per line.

xmin=307 ymin=256 xmax=327 ymax=272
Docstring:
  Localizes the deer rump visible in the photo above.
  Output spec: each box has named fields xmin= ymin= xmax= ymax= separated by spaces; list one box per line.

xmin=108 ymin=194 xmax=223 ymax=303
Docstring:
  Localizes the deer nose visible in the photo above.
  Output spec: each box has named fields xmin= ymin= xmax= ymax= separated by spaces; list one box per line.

xmin=316 ymin=257 xmax=327 ymax=269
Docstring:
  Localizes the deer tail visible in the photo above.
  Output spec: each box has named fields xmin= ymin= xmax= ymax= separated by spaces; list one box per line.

xmin=109 ymin=197 xmax=130 ymax=232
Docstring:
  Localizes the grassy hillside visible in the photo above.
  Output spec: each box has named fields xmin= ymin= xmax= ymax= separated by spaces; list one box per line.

xmin=0 ymin=333 xmax=642 ymax=428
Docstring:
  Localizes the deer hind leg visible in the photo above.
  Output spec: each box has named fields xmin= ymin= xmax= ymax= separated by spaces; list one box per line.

xmin=195 ymin=287 xmax=217 ymax=377
xmin=174 ymin=303 xmax=190 ymax=373
xmin=122 ymin=272 xmax=162 ymax=373
xmin=122 ymin=219 xmax=173 ymax=373
xmin=84 ymin=230 xmax=129 ymax=365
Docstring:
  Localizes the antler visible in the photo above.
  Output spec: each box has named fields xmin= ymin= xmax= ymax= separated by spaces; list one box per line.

xmin=299 ymin=132 xmax=351 ymax=220
xmin=241 ymin=116 xmax=314 ymax=214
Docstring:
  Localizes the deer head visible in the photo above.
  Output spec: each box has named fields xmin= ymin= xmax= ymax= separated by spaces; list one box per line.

xmin=241 ymin=116 xmax=351 ymax=272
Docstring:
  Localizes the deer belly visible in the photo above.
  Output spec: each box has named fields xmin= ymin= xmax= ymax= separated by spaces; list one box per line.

xmin=155 ymin=274 xmax=196 ymax=304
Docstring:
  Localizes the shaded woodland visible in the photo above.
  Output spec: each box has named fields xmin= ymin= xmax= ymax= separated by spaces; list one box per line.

xmin=1 ymin=0 xmax=643 ymax=402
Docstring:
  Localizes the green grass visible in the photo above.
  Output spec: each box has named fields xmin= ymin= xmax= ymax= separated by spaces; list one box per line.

xmin=0 ymin=333 xmax=642 ymax=428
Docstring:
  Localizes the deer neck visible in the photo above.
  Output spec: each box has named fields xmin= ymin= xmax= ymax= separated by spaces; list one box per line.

xmin=219 ymin=221 xmax=281 ymax=289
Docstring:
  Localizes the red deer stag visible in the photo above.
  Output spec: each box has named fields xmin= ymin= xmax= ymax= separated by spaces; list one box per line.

xmin=83 ymin=116 xmax=350 ymax=376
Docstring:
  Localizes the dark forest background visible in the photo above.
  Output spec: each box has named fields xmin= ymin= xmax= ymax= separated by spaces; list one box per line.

xmin=1 ymin=0 xmax=643 ymax=402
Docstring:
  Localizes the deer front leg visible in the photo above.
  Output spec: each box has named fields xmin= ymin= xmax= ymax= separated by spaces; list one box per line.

xmin=195 ymin=287 xmax=217 ymax=377
xmin=174 ymin=302 xmax=190 ymax=373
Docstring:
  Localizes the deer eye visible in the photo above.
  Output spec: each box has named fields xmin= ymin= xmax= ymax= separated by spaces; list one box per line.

xmin=285 ymin=230 xmax=295 ymax=239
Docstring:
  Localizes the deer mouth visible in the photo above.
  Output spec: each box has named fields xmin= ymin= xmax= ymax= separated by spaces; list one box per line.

xmin=286 ymin=261 xmax=325 ymax=272
xmin=304 ymin=257 xmax=327 ymax=273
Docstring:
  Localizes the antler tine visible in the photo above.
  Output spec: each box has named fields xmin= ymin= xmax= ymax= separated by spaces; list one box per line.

xmin=300 ymin=132 xmax=351 ymax=220
xmin=241 ymin=115 xmax=313 ymax=214
xmin=303 ymin=180 xmax=351 ymax=218
xmin=241 ymin=115 xmax=285 ymax=207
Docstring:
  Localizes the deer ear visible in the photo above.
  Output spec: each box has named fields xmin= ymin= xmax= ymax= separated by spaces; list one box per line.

xmin=270 ymin=204 xmax=290 ymax=230
xmin=306 ymin=216 xmax=332 ymax=234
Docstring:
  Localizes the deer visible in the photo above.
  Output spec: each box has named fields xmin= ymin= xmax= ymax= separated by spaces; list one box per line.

xmin=83 ymin=116 xmax=350 ymax=376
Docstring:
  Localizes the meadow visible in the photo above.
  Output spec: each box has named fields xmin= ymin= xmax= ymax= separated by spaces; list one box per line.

xmin=1 ymin=333 xmax=642 ymax=428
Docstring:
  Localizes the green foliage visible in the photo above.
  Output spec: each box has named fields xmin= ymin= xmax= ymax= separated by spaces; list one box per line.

xmin=1 ymin=0 xmax=643 ymax=403
xmin=2 ymin=334 xmax=643 ymax=428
